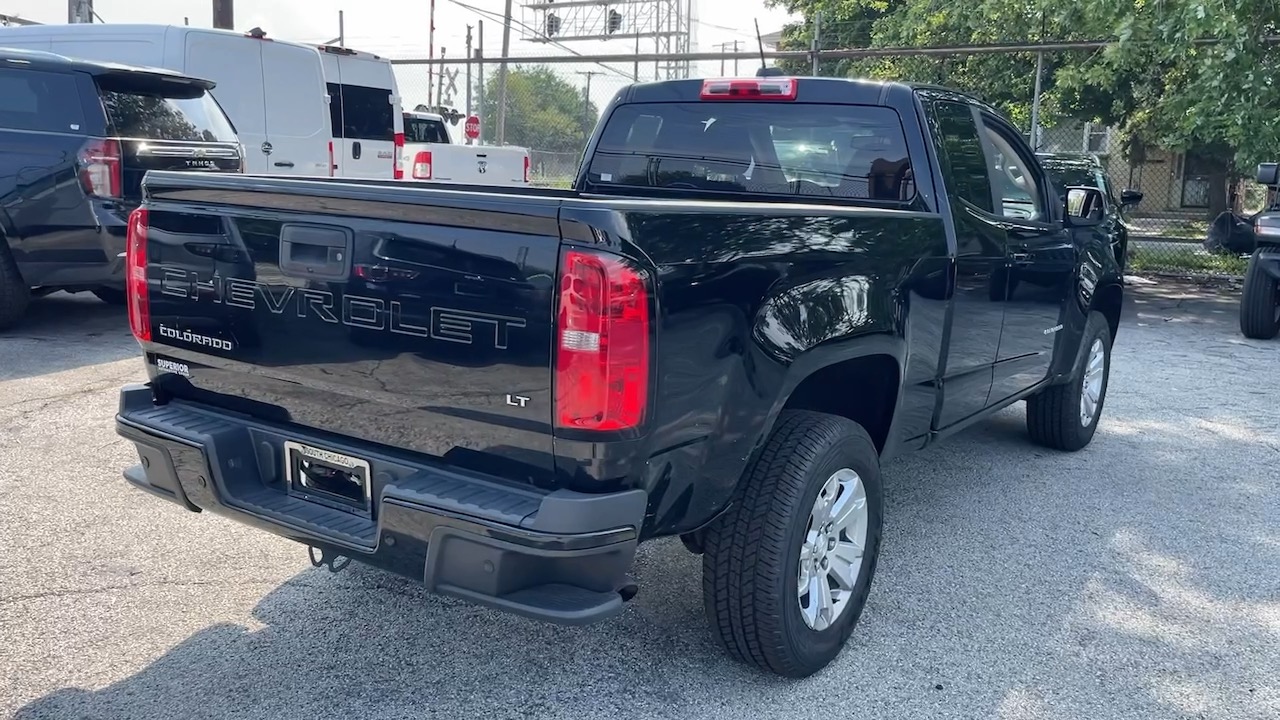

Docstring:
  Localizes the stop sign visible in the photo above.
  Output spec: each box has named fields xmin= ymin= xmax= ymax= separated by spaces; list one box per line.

xmin=464 ymin=115 xmax=480 ymax=140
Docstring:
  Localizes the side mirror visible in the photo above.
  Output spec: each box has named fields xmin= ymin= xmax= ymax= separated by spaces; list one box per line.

xmin=1257 ymin=163 xmax=1279 ymax=186
xmin=1064 ymin=186 xmax=1106 ymax=226
xmin=1120 ymin=189 xmax=1144 ymax=207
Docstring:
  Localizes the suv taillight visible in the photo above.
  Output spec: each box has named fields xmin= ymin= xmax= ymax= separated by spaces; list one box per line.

xmin=412 ymin=151 xmax=433 ymax=180
xmin=394 ymin=132 xmax=405 ymax=179
xmin=554 ymin=250 xmax=649 ymax=431
xmin=523 ymin=155 xmax=530 ymax=183
xmin=126 ymin=207 xmax=150 ymax=342
xmin=78 ymin=138 xmax=122 ymax=198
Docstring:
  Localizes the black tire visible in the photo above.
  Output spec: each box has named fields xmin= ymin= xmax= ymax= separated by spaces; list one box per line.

xmin=702 ymin=410 xmax=883 ymax=678
xmin=1026 ymin=310 xmax=1112 ymax=451
xmin=1239 ymin=249 xmax=1280 ymax=340
xmin=0 ymin=242 xmax=30 ymax=331
xmin=92 ymin=287 xmax=128 ymax=306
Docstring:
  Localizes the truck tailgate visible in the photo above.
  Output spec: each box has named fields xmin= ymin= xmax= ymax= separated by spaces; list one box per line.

xmin=136 ymin=173 xmax=561 ymax=484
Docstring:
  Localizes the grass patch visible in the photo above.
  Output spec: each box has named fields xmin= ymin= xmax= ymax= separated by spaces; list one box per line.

xmin=1129 ymin=246 xmax=1248 ymax=276
xmin=531 ymin=176 xmax=574 ymax=190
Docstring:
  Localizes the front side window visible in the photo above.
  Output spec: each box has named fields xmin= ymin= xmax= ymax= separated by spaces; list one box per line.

xmin=978 ymin=117 xmax=1045 ymax=221
xmin=586 ymin=102 xmax=915 ymax=203
xmin=97 ymin=75 xmax=236 ymax=142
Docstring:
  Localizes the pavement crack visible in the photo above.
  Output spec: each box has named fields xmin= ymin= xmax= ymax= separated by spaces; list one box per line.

xmin=1 ymin=578 xmax=283 ymax=604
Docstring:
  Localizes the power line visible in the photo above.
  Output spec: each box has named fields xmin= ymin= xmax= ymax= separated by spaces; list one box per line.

xmin=443 ymin=0 xmax=634 ymax=80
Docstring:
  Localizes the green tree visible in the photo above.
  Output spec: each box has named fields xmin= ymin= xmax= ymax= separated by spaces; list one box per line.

xmin=769 ymin=0 xmax=1280 ymax=216
xmin=479 ymin=66 xmax=599 ymax=152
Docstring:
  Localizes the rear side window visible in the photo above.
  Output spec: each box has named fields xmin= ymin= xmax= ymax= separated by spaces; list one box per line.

xmin=585 ymin=102 xmax=915 ymax=203
xmin=0 ymin=68 xmax=85 ymax=133
xmin=405 ymin=116 xmax=449 ymax=144
xmin=927 ymin=101 xmax=994 ymax=214
xmin=328 ymin=83 xmax=394 ymax=141
xmin=97 ymin=75 xmax=237 ymax=142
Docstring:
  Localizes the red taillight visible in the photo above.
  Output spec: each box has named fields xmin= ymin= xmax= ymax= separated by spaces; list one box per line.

xmin=126 ymin=207 xmax=150 ymax=342
xmin=78 ymin=138 xmax=122 ymax=198
xmin=328 ymin=140 xmax=335 ymax=177
xmin=523 ymin=155 xmax=530 ymax=183
xmin=554 ymin=250 xmax=649 ymax=432
xmin=700 ymin=77 xmax=797 ymax=101
xmin=393 ymin=132 xmax=405 ymax=179
xmin=412 ymin=151 xmax=433 ymax=180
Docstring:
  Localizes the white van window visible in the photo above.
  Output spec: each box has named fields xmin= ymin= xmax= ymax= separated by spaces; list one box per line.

xmin=328 ymin=83 xmax=394 ymax=141
xmin=98 ymin=75 xmax=236 ymax=142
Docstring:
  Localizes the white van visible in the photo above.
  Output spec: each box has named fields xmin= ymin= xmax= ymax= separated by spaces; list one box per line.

xmin=0 ymin=24 xmax=333 ymax=177
xmin=318 ymin=45 xmax=404 ymax=180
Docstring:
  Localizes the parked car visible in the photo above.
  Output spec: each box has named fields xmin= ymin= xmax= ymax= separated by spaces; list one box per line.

xmin=1037 ymin=152 xmax=1143 ymax=272
xmin=0 ymin=24 xmax=334 ymax=177
xmin=0 ymin=48 xmax=242 ymax=330
xmin=1240 ymin=163 xmax=1280 ymax=339
xmin=319 ymin=44 xmax=404 ymax=179
xmin=401 ymin=110 xmax=530 ymax=186
xmin=112 ymin=74 xmax=1124 ymax=677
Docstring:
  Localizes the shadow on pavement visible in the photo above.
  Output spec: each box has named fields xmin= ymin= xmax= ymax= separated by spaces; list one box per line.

xmin=14 ymin=402 xmax=1278 ymax=719
xmin=0 ymin=292 xmax=138 ymax=381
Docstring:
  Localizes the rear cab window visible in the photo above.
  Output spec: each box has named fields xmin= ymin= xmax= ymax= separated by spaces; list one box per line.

xmin=584 ymin=102 xmax=916 ymax=204
xmin=96 ymin=73 xmax=237 ymax=142
xmin=0 ymin=67 xmax=86 ymax=134
xmin=405 ymin=115 xmax=450 ymax=144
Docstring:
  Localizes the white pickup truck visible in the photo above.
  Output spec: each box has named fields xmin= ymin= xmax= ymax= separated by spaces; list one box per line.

xmin=399 ymin=111 xmax=530 ymax=187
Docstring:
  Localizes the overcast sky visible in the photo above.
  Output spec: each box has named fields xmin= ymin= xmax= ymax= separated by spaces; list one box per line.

xmin=4 ymin=0 xmax=797 ymax=115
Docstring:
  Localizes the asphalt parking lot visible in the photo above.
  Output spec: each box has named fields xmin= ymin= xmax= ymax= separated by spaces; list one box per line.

xmin=2 ymin=281 xmax=1277 ymax=720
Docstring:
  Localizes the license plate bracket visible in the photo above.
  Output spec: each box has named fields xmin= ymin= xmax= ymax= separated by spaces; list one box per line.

xmin=284 ymin=440 xmax=373 ymax=517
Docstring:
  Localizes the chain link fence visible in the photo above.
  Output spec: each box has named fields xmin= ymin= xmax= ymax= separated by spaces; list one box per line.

xmin=393 ymin=43 xmax=1264 ymax=278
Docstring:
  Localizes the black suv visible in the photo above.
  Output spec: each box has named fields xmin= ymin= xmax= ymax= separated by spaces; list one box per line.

xmin=0 ymin=48 xmax=243 ymax=329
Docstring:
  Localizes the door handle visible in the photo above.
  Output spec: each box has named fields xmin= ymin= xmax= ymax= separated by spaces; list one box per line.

xmin=352 ymin=141 xmax=362 ymax=160
xmin=1011 ymin=252 xmax=1032 ymax=262
xmin=273 ymin=161 xmax=295 ymax=168
xmin=279 ymin=224 xmax=352 ymax=282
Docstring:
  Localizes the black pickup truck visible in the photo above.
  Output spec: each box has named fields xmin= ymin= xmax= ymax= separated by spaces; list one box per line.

xmin=114 ymin=75 xmax=1124 ymax=677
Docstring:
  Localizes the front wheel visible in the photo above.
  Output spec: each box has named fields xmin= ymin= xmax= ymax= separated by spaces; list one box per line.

xmin=702 ymin=411 xmax=883 ymax=677
xmin=1239 ymin=249 xmax=1280 ymax=340
xmin=1026 ymin=310 xmax=1112 ymax=451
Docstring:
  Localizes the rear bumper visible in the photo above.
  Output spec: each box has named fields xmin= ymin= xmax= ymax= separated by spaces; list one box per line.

xmin=114 ymin=384 xmax=647 ymax=625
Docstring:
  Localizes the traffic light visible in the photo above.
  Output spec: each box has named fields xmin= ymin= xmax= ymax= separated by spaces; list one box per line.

xmin=546 ymin=12 xmax=561 ymax=36
xmin=606 ymin=9 xmax=622 ymax=34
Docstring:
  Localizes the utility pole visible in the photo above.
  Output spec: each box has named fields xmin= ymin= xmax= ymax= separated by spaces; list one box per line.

xmin=496 ymin=0 xmax=513 ymax=145
xmin=212 ymin=0 xmax=233 ymax=30
xmin=427 ymin=0 xmax=436 ymax=105
xmin=477 ymin=21 xmax=486 ymax=143
xmin=436 ymin=47 xmax=447 ymax=110
xmin=714 ymin=41 xmax=740 ymax=75
xmin=811 ymin=12 xmax=821 ymax=75
xmin=633 ymin=33 xmax=640 ymax=81
xmin=465 ymin=25 xmax=473 ymax=118
xmin=67 ymin=0 xmax=92 ymax=23
xmin=575 ymin=71 xmax=599 ymax=139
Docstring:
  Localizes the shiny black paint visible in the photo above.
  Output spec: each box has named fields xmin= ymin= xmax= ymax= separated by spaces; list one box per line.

xmin=133 ymin=77 xmax=1125 ymax=541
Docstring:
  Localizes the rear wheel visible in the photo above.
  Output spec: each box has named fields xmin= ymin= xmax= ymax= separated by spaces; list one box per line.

xmin=1239 ymin=249 xmax=1280 ymax=340
xmin=92 ymin=287 xmax=128 ymax=306
xmin=0 ymin=243 xmax=30 ymax=331
xmin=1026 ymin=310 xmax=1112 ymax=451
xmin=702 ymin=410 xmax=883 ymax=678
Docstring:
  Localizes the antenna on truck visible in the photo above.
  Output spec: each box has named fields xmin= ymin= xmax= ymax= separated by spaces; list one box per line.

xmin=753 ymin=19 xmax=785 ymax=77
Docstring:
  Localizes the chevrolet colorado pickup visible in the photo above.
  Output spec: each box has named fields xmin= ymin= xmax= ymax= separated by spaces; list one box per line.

xmin=114 ymin=75 xmax=1124 ymax=677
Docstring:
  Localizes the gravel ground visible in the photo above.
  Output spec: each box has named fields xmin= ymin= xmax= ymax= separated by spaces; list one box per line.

xmin=1 ymin=281 xmax=1277 ymax=720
